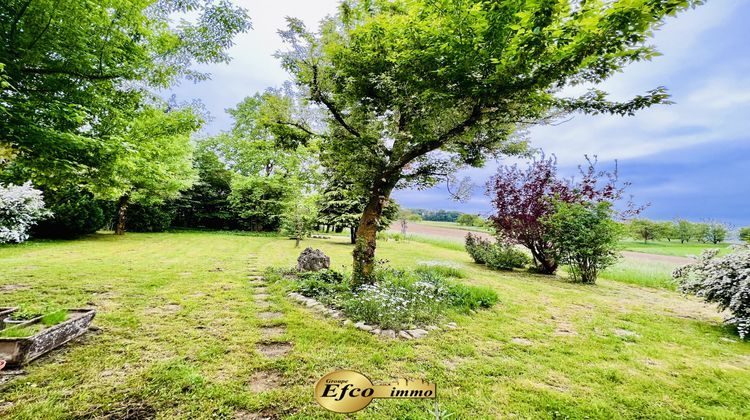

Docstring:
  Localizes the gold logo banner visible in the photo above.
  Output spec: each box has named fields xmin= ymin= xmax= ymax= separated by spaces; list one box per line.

xmin=314 ymin=370 xmax=436 ymax=413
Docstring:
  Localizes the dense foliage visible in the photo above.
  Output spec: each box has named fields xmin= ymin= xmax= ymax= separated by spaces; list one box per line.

xmin=276 ymin=0 xmax=698 ymax=283
xmin=32 ymin=189 xmax=110 ymax=239
xmin=411 ymin=209 xmax=462 ymax=223
xmin=544 ymin=201 xmax=623 ymax=284
xmin=0 ymin=0 xmax=250 ymax=236
xmin=674 ymin=248 xmax=750 ymax=339
xmin=0 ymin=182 xmax=49 ymax=243
xmin=464 ymin=233 xmax=530 ymax=271
xmin=740 ymin=227 xmax=750 ymax=244
xmin=456 ymin=214 xmax=489 ymax=228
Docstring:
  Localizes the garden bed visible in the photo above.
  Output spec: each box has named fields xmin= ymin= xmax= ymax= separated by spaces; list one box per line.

xmin=0 ymin=308 xmax=96 ymax=367
xmin=268 ymin=263 xmax=497 ymax=339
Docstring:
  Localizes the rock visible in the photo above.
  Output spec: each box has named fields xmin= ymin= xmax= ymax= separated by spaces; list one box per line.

xmin=381 ymin=330 xmax=396 ymax=339
xmin=406 ymin=329 xmax=428 ymax=339
xmin=343 ymin=319 xmax=352 ymax=326
xmin=425 ymin=325 xmax=439 ymax=331
xmin=444 ymin=322 xmax=457 ymax=330
xmin=511 ymin=337 xmax=533 ymax=345
xmin=371 ymin=329 xmax=381 ymax=335
xmin=296 ymin=248 xmax=330 ymax=272
xmin=613 ymin=328 xmax=639 ymax=338
xmin=305 ymin=299 xmax=319 ymax=307
xmin=355 ymin=322 xmax=373 ymax=332
xmin=398 ymin=330 xmax=413 ymax=340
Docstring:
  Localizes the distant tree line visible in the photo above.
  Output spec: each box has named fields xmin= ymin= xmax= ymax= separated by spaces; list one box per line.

xmin=409 ymin=209 xmax=462 ymax=222
xmin=627 ymin=219 xmax=732 ymax=244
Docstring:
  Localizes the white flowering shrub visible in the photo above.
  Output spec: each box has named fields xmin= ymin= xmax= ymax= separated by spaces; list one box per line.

xmin=673 ymin=248 xmax=750 ymax=339
xmin=0 ymin=182 xmax=51 ymax=243
xmin=344 ymin=278 xmax=451 ymax=329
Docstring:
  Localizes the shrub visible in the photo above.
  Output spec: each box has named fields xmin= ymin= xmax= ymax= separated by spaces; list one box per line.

xmin=673 ymin=248 xmax=750 ymax=339
xmin=0 ymin=181 xmax=50 ymax=243
xmin=293 ymin=269 xmax=350 ymax=305
xmin=465 ymin=233 xmax=528 ymax=270
xmin=465 ymin=233 xmax=492 ymax=264
xmin=33 ymin=189 xmax=108 ymax=239
xmin=741 ymin=227 xmax=750 ymax=244
xmin=544 ymin=201 xmax=623 ymax=284
xmin=342 ymin=275 xmax=451 ymax=329
xmin=485 ymin=245 xmax=530 ymax=271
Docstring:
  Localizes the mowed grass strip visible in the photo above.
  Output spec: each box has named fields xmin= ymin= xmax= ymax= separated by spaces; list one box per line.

xmin=0 ymin=231 xmax=748 ymax=418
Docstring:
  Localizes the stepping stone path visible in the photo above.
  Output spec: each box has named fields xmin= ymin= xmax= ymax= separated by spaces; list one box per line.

xmin=256 ymin=341 xmax=293 ymax=358
xmin=242 ymin=251 xmax=294 ymax=417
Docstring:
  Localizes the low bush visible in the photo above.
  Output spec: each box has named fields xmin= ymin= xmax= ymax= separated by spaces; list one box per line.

xmin=485 ymin=245 xmax=530 ymax=271
xmin=465 ymin=233 xmax=492 ymax=264
xmin=674 ymin=248 xmax=750 ymax=339
xmin=465 ymin=233 xmax=528 ymax=270
xmin=288 ymin=265 xmax=499 ymax=329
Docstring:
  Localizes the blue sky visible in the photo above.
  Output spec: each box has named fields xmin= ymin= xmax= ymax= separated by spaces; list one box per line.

xmin=170 ymin=0 xmax=750 ymax=226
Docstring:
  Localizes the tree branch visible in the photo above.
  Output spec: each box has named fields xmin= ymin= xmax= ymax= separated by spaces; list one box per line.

xmin=275 ymin=120 xmax=323 ymax=138
xmin=21 ymin=67 xmax=123 ymax=80
xmin=310 ymin=64 xmax=360 ymax=138
xmin=395 ymin=104 xmax=483 ymax=169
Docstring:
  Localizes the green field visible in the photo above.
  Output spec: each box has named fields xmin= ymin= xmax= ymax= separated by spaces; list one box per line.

xmin=0 ymin=232 xmax=748 ymax=418
xmin=619 ymin=240 xmax=731 ymax=257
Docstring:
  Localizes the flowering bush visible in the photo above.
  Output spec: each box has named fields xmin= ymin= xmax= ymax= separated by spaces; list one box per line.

xmin=0 ymin=182 xmax=50 ymax=243
xmin=288 ymin=265 xmax=498 ymax=329
xmin=673 ymin=248 xmax=750 ymax=339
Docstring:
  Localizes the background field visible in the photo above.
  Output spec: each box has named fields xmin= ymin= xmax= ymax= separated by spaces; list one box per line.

xmin=1 ymin=231 xmax=749 ymax=419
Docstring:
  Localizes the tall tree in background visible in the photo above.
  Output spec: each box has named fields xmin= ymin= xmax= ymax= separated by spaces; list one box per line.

xmin=277 ymin=0 xmax=702 ymax=284
xmin=205 ymin=92 xmax=321 ymax=231
xmin=98 ymin=106 xmax=201 ymax=235
xmin=0 ymin=0 xmax=250 ymax=235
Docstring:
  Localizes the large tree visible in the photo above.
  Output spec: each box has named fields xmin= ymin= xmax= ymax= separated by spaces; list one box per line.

xmin=0 ymin=0 xmax=250 ymax=196
xmin=276 ymin=0 xmax=701 ymax=285
xmin=100 ymin=106 xmax=201 ymax=235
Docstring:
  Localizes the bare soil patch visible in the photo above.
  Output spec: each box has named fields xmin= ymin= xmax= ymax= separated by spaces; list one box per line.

xmin=260 ymin=326 xmax=286 ymax=339
xmin=256 ymin=342 xmax=292 ymax=358
xmin=257 ymin=312 xmax=283 ymax=320
xmin=248 ymin=370 xmax=283 ymax=392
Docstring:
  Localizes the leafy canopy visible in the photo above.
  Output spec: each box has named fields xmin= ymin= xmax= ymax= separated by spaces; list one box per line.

xmin=277 ymin=0 xmax=702 ymax=193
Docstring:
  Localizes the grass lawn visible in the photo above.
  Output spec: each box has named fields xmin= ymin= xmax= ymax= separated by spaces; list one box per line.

xmin=600 ymin=259 xmax=677 ymax=290
xmin=1 ymin=231 xmax=749 ymax=418
xmin=619 ymin=240 xmax=731 ymax=257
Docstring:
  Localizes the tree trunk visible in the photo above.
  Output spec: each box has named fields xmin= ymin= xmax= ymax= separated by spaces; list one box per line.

xmin=115 ymin=195 xmax=129 ymax=235
xmin=352 ymin=181 xmax=393 ymax=287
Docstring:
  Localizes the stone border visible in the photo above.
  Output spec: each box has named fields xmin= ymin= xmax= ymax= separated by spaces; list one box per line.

xmin=287 ymin=292 xmax=457 ymax=340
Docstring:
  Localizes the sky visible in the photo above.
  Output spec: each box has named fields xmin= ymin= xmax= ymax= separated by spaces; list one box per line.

xmin=169 ymin=0 xmax=750 ymax=226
